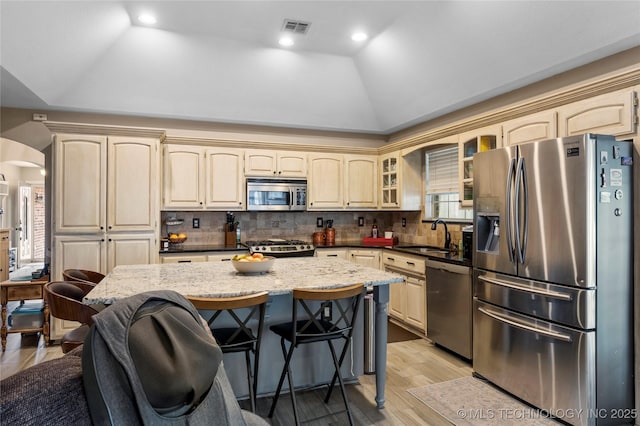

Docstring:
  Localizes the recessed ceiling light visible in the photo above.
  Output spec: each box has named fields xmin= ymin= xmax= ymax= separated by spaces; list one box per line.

xmin=279 ymin=36 xmax=294 ymax=47
xmin=138 ymin=14 xmax=157 ymax=25
xmin=351 ymin=32 xmax=368 ymax=42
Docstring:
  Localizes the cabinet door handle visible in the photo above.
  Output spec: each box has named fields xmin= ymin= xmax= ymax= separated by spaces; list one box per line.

xmin=406 ymin=261 xmax=415 ymax=266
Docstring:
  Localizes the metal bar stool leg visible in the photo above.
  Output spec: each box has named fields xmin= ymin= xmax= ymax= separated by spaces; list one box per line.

xmin=327 ymin=340 xmax=354 ymax=426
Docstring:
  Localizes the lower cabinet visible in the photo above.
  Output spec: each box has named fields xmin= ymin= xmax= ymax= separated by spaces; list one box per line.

xmin=348 ymin=249 xmax=381 ymax=269
xmin=315 ymin=248 xmax=348 ymax=259
xmin=51 ymin=233 xmax=157 ymax=340
xmin=159 ymin=251 xmax=246 ymax=263
xmin=382 ymin=250 xmax=427 ymax=334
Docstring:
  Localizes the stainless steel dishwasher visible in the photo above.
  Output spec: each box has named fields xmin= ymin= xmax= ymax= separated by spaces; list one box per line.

xmin=426 ymin=259 xmax=472 ymax=360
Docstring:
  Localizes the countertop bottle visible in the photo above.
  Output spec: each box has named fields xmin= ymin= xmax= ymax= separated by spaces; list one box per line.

xmin=371 ymin=221 xmax=378 ymax=238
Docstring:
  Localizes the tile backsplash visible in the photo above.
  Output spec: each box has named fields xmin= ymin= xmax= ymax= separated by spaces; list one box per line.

xmin=161 ymin=210 xmax=468 ymax=248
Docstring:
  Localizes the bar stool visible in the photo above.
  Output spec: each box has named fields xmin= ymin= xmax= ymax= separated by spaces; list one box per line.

xmin=44 ymin=281 xmax=99 ymax=353
xmin=62 ymin=269 xmax=105 ymax=286
xmin=187 ymin=291 xmax=268 ymax=413
xmin=268 ymin=283 xmax=364 ymax=426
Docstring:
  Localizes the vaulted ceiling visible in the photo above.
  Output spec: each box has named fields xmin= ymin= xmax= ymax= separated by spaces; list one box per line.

xmin=1 ymin=1 xmax=639 ymax=135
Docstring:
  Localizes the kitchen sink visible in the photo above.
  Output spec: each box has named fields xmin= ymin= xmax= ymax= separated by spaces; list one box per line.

xmin=416 ymin=248 xmax=449 ymax=254
xmin=395 ymin=245 xmax=449 ymax=254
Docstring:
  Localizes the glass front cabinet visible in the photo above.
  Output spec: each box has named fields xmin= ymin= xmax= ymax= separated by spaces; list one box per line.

xmin=458 ymin=125 xmax=502 ymax=207
xmin=380 ymin=154 xmax=399 ymax=207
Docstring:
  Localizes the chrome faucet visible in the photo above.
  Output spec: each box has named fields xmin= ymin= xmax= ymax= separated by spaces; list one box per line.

xmin=431 ymin=218 xmax=451 ymax=250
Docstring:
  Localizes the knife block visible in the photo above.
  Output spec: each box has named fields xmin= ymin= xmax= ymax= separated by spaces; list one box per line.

xmin=224 ymin=224 xmax=237 ymax=246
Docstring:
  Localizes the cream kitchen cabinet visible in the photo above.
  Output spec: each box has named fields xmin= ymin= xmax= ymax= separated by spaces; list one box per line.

xmin=54 ymin=134 xmax=106 ymax=233
xmin=244 ymin=150 xmax=307 ymax=177
xmin=348 ymin=248 xmax=381 ymax=269
xmin=314 ymin=248 xmax=348 ymax=259
xmin=379 ymin=150 xmax=421 ymax=210
xmin=160 ymin=254 xmax=208 ymax=263
xmin=54 ymin=135 xmax=159 ymax=233
xmin=163 ymin=145 xmax=205 ymax=209
xmin=382 ymin=250 xmax=426 ymax=333
xmin=558 ymin=89 xmax=637 ymax=137
xmin=160 ymin=251 xmax=246 ymax=263
xmin=53 ymin=234 xmax=157 ymax=279
xmin=204 ymin=149 xmax=244 ymax=210
xmin=458 ymin=125 xmax=502 ymax=208
xmin=163 ymin=145 xmax=244 ymax=210
xmin=503 ymin=110 xmax=557 ymax=146
xmin=308 ymin=153 xmax=344 ymax=210
xmin=207 ymin=251 xmax=246 ymax=262
xmin=51 ymin=233 xmax=157 ymax=340
xmin=344 ymin=155 xmax=377 ymax=209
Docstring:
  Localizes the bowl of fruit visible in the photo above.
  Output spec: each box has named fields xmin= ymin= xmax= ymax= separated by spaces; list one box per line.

xmin=168 ymin=233 xmax=187 ymax=244
xmin=231 ymin=253 xmax=275 ymax=274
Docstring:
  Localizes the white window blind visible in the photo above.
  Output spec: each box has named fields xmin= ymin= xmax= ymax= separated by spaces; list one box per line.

xmin=426 ymin=146 xmax=458 ymax=194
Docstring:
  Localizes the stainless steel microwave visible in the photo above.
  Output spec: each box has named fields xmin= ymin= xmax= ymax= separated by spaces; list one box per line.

xmin=246 ymin=179 xmax=307 ymax=211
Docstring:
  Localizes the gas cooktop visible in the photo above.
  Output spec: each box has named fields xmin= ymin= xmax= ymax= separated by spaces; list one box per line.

xmin=243 ymin=239 xmax=315 ymax=257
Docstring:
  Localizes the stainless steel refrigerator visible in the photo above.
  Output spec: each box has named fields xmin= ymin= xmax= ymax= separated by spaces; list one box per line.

xmin=472 ymin=134 xmax=634 ymax=426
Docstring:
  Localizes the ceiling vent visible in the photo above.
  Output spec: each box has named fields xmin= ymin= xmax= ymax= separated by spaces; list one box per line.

xmin=282 ymin=19 xmax=311 ymax=34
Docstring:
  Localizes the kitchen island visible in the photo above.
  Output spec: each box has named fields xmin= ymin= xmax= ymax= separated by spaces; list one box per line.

xmin=84 ymin=256 xmax=403 ymax=409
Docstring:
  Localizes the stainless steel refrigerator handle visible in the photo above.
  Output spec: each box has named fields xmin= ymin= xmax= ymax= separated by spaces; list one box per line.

xmin=514 ymin=157 xmax=524 ymax=264
xmin=520 ymin=157 xmax=529 ymax=262
xmin=478 ymin=306 xmax=573 ymax=342
xmin=478 ymin=275 xmax=573 ymax=301
xmin=506 ymin=158 xmax=516 ymax=263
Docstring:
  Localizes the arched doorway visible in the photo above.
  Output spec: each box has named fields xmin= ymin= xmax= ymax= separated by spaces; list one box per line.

xmin=0 ymin=137 xmax=45 ymax=270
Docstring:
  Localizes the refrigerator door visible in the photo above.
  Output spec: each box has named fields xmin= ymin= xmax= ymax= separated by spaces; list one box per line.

xmin=473 ymin=300 xmax=595 ymax=426
xmin=517 ymin=135 xmax=595 ymax=287
xmin=473 ymin=147 xmax=517 ymax=275
xmin=474 ymin=270 xmax=596 ymax=330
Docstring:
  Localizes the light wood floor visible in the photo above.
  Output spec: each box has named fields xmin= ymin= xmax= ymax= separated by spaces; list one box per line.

xmin=0 ymin=325 xmax=473 ymax=425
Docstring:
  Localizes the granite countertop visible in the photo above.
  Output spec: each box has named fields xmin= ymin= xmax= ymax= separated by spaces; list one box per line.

xmin=84 ymin=257 xmax=404 ymax=305
xmin=160 ymin=241 xmax=471 ymax=266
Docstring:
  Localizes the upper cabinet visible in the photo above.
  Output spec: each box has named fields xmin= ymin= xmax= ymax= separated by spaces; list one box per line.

xmin=204 ymin=149 xmax=244 ymax=210
xmin=108 ymin=136 xmax=159 ymax=231
xmin=307 ymin=153 xmax=343 ymax=210
xmin=344 ymin=155 xmax=377 ymax=209
xmin=379 ymin=150 xmax=422 ymax=211
xmin=54 ymin=134 xmax=159 ymax=233
xmin=54 ymin=134 xmax=106 ymax=233
xmin=558 ymin=89 xmax=637 ymax=137
xmin=503 ymin=110 xmax=557 ymax=146
xmin=163 ymin=145 xmax=205 ymax=209
xmin=245 ymin=150 xmax=307 ymax=177
xmin=458 ymin=124 xmax=502 ymax=207
xmin=163 ymin=145 xmax=244 ymax=210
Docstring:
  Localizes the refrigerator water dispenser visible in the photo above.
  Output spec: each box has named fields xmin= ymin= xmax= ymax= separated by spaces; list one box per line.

xmin=477 ymin=214 xmax=500 ymax=253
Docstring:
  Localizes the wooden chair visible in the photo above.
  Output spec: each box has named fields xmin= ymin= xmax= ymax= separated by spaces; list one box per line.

xmin=187 ymin=291 xmax=269 ymax=413
xmin=268 ymin=283 xmax=364 ymax=426
xmin=62 ymin=269 xmax=105 ymax=286
xmin=44 ymin=281 xmax=99 ymax=353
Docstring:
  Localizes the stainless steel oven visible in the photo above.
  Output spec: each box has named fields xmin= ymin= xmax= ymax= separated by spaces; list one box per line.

xmin=246 ymin=179 xmax=306 ymax=211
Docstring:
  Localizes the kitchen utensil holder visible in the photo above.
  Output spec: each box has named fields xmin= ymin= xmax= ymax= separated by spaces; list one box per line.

xmin=224 ymin=224 xmax=237 ymax=246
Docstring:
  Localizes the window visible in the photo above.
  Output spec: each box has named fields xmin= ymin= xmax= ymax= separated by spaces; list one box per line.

xmin=425 ymin=146 xmax=472 ymax=221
